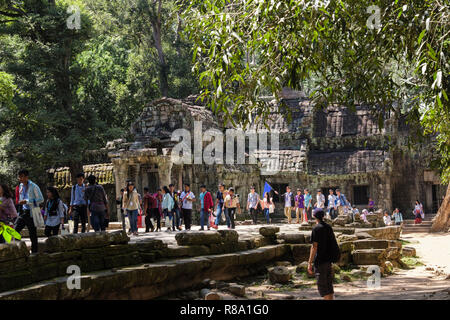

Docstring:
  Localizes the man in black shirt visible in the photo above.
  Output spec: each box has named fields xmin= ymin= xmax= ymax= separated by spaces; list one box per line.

xmin=307 ymin=208 xmax=339 ymax=300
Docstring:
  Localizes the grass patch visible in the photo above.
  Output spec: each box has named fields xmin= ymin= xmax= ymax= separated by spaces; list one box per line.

xmin=401 ymin=256 xmax=424 ymax=268
xmin=272 ymin=284 xmax=296 ymax=292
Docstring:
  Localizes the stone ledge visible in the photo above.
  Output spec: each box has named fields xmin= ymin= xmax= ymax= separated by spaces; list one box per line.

xmin=358 ymin=226 xmax=402 ymax=240
xmin=0 ymin=245 xmax=288 ymax=300
xmin=45 ymin=231 xmax=129 ymax=253
xmin=175 ymin=231 xmax=222 ymax=246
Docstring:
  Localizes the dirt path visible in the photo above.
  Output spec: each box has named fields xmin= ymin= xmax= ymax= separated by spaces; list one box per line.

xmin=244 ymin=232 xmax=450 ymax=300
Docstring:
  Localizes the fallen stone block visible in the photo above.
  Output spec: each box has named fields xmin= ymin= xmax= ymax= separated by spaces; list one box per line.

xmin=277 ymin=233 xmax=305 ymax=244
xmin=363 ymin=226 xmax=402 ymax=240
xmin=217 ymin=229 xmax=239 ymax=243
xmin=45 ymin=231 xmax=127 ymax=252
xmin=227 ymin=283 xmax=245 ymax=297
xmin=200 ymin=288 xmax=221 ymax=300
xmin=401 ymin=246 xmax=416 ymax=257
xmin=259 ymin=226 xmax=280 ymax=237
xmin=268 ymin=266 xmax=291 ymax=284
xmin=289 ymin=244 xmax=311 ymax=264
xmin=352 ymin=249 xmax=385 ymax=265
xmin=253 ymin=235 xmax=276 ymax=248
xmin=379 ymin=247 xmax=401 ymax=262
xmin=175 ymin=231 xmax=222 ymax=246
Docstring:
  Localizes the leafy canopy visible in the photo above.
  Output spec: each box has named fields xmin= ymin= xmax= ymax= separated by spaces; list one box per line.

xmin=182 ymin=0 xmax=449 ymax=180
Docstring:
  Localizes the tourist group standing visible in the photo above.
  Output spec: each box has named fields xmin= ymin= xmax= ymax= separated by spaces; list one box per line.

xmin=270 ymin=187 xmax=348 ymax=224
xmin=0 ymin=169 xmax=431 ymax=254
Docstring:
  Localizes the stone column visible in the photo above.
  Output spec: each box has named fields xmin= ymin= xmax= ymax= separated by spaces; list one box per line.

xmin=425 ymin=182 xmax=433 ymax=213
xmin=157 ymin=157 xmax=173 ymax=187
xmin=112 ymin=159 xmax=128 ymax=197
xmin=134 ymin=163 xmax=141 ymax=193
xmin=178 ymin=165 xmax=183 ymax=191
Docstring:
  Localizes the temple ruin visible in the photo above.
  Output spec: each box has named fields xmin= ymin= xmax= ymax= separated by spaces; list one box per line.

xmin=48 ymin=92 xmax=446 ymax=221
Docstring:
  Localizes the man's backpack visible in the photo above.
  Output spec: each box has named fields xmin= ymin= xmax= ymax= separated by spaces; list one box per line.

xmin=329 ymin=229 xmax=341 ymax=263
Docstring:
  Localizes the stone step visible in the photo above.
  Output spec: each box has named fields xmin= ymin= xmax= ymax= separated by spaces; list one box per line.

xmin=352 ymin=249 xmax=385 ymax=265
xmin=403 ymin=220 xmax=433 ymax=225
xmin=401 ymin=229 xmax=431 ymax=234
xmin=353 ymin=239 xmax=400 ymax=250
xmin=0 ymin=244 xmax=289 ymax=300
xmin=403 ymin=223 xmax=432 ymax=228
xmin=403 ymin=223 xmax=431 ymax=228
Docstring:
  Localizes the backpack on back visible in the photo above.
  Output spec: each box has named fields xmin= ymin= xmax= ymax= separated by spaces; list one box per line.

xmin=329 ymin=228 xmax=341 ymax=263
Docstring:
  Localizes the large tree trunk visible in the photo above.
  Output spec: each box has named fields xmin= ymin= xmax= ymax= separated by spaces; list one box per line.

xmin=68 ymin=161 xmax=84 ymax=185
xmin=150 ymin=0 xmax=169 ymax=97
xmin=430 ymin=183 xmax=450 ymax=232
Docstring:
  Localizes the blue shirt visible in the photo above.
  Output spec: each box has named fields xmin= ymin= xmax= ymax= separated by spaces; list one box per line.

xmin=393 ymin=211 xmax=403 ymax=223
xmin=19 ymin=180 xmax=44 ymax=213
xmin=21 ymin=183 xmax=30 ymax=210
xmin=70 ymin=184 xmax=86 ymax=206
xmin=44 ymin=199 xmax=65 ymax=227
xmin=247 ymin=192 xmax=259 ymax=209
xmin=304 ymin=194 xmax=312 ymax=208
xmin=337 ymin=194 xmax=348 ymax=206
xmin=200 ymin=192 xmax=206 ymax=209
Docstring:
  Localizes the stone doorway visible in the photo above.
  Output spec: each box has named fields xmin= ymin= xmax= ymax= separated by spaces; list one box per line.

xmin=140 ymin=164 xmax=160 ymax=192
xmin=147 ymin=172 xmax=159 ymax=192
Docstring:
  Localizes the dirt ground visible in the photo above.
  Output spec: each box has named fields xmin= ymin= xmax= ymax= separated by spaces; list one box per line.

xmin=170 ymin=232 xmax=450 ymax=300
xmin=244 ymin=232 xmax=450 ymax=300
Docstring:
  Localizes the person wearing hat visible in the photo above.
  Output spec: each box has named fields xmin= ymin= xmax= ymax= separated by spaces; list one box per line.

xmin=307 ymin=208 xmax=340 ymax=300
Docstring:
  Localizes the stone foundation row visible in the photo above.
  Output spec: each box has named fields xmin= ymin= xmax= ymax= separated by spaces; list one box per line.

xmin=0 ymin=225 xmax=406 ymax=299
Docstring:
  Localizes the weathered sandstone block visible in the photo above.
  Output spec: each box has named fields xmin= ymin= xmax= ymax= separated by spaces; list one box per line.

xmin=175 ymin=231 xmax=222 ymax=246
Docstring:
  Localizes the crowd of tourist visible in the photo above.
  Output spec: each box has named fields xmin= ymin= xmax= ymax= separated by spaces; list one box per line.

xmin=0 ymin=169 xmax=430 ymax=256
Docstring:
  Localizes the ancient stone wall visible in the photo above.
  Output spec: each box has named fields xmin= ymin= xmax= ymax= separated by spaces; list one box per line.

xmin=0 ymin=229 xmax=287 ymax=298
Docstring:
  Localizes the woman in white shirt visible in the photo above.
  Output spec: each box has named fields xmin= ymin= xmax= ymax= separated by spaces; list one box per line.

xmin=383 ymin=211 xmax=392 ymax=226
xmin=43 ymin=187 xmax=66 ymax=237
xmin=261 ymin=192 xmax=273 ymax=224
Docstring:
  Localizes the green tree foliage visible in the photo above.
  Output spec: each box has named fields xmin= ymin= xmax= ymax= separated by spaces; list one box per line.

xmin=0 ymin=71 xmax=15 ymax=107
xmin=83 ymin=0 xmax=198 ymax=99
xmin=0 ymin=0 xmax=94 ymax=182
xmin=182 ymin=0 xmax=449 ymax=180
xmin=0 ymin=0 xmax=198 ymax=184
